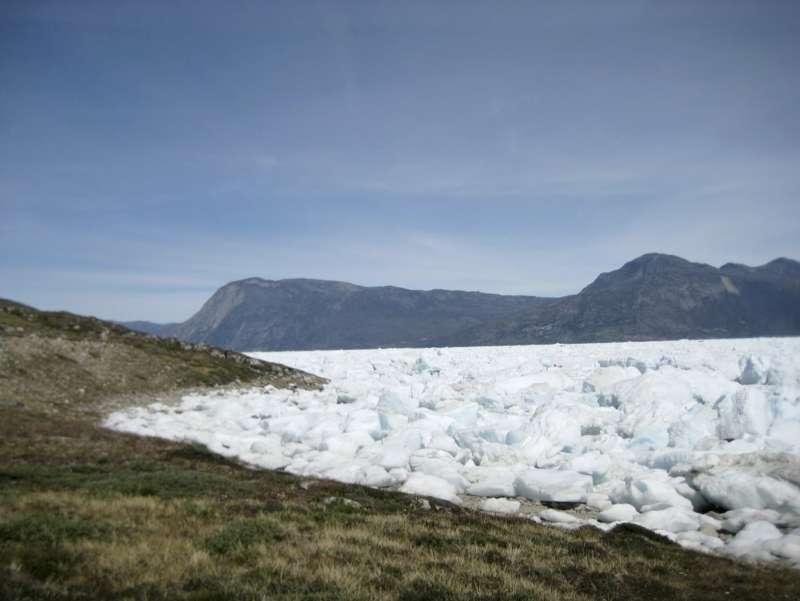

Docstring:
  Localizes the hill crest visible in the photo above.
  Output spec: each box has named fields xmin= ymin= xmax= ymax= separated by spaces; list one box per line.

xmin=124 ymin=253 xmax=800 ymax=351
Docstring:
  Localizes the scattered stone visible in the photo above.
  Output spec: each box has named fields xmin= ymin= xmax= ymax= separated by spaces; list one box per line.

xmin=479 ymin=498 xmax=521 ymax=514
xmin=414 ymin=498 xmax=432 ymax=511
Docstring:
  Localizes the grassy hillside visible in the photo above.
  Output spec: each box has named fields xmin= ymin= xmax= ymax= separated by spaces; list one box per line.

xmin=0 ymin=298 xmax=325 ymax=416
xmin=1 ymin=300 xmax=799 ymax=600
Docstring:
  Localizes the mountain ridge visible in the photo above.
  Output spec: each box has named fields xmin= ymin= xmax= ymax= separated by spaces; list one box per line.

xmin=125 ymin=253 xmax=800 ymax=351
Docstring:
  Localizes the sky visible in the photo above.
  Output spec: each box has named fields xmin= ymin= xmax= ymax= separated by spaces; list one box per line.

xmin=2 ymin=0 xmax=799 ymax=322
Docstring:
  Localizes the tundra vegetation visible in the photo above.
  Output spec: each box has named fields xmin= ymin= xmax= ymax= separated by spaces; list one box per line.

xmin=1 ymin=300 xmax=798 ymax=600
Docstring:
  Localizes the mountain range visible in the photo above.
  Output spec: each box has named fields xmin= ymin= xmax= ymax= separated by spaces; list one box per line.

xmin=126 ymin=253 xmax=800 ymax=351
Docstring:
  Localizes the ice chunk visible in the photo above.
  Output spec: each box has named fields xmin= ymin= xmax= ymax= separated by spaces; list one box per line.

xmin=597 ymin=504 xmax=638 ymax=523
xmin=400 ymin=473 xmax=460 ymax=504
xmin=527 ymin=407 xmax=583 ymax=453
xmin=467 ymin=471 xmax=517 ymax=497
xmin=427 ymin=432 xmax=460 ymax=455
xmin=343 ymin=409 xmax=384 ymax=439
xmin=583 ymin=366 xmax=640 ymax=393
xmin=249 ymin=434 xmax=283 ymax=455
xmin=586 ymin=493 xmax=612 ymax=511
xmin=669 ymin=368 xmax=740 ymax=405
xmin=319 ymin=431 xmax=375 ymax=457
xmin=612 ymin=371 xmax=695 ymax=446
xmin=539 ymin=509 xmax=580 ymax=523
xmin=635 ymin=507 xmax=700 ymax=533
xmin=567 ymin=452 xmax=611 ymax=483
xmin=676 ymin=530 xmax=725 ymax=552
xmin=692 ymin=468 xmax=800 ymax=513
xmin=720 ymin=508 xmax=782 ymax=533
xmin=675 ymin=480 xmax=711 ymax=513
xmin=476 ymin=396 xmax=505 ymax=412
xmin=412 ymin=357 xmax=439 ymax=375
xmin=766 ymin=534 xmax=800 ymax=562
xmin=378 ymin=412 xmax=409 ymax=433
xmin=496 ymin=374 xmax=543 ymax=394
xmin=667 ymin=404 xmax=718 ymax=449
xmin=445 ymin=403 xmax=480 ymax=429
xmin=610 ymin=478 xmax=693 ymax=512
xmin=378 ymin=430 xmax=424 ymax=469
xmin=377 ymin=390 xmax=419 ymax=416
xmin=265 ymin=414 xmax=311 ymax=443
xmin=409 ymin=449 xmax=470 ymax=492
xmin=247 ymin=434 xmax=289 ymax=469
xmin=769 ymin=419 xmax=800 ymax=452
xmin=480 ymin=498 xmax=521 ymax=514
xmin=514 ymin=469 xmax=593 ymax=503
xmin=360 ymin=465 xmax=397 ymax=488
xmin=738 ymin=355 xmax=769 ymax=385
xmin=648 ymin=449 xmax=696 ymax=472
xmin=715 ymin=388 xmax=772 ymax=440
xmin=518 ymin=436 xmax=555 ymax=463
xmin=726 ymin=520 xmax=783 ymax=559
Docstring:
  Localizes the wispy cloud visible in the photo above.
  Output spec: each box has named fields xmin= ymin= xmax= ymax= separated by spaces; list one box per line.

xmin=2 ymin=1 xmax=798 ymax=321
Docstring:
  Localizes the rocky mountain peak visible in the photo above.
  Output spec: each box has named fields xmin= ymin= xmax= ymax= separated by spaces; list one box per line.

xmin=125 ymin=253 xmax=800 ymax=351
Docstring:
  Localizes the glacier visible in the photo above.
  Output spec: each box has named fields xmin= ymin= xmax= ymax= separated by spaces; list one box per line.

xmin=104 ymin=337 xmax=800 ymax=566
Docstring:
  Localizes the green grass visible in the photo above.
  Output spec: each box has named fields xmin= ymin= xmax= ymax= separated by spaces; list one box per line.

xmin=1 ymin=299 xmax=799 ymax=599
xmin=0 ymin=513 xmax=112 ymax=545
xmin=204 ymin=517 xmax=285 ymax=555
xmin=1 ymin=406 xmax=799 ymax=601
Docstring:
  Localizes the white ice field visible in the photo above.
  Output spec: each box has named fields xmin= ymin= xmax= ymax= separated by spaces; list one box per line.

xmin=104 ymin=338 xmax=800 ymax=566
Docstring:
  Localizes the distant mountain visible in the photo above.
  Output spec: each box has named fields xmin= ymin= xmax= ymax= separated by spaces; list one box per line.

xmin=442 ymin=254 xmax=800 ymax=346
xmin=127 ymin=278 xmax=548 ymax=350
xmin=121 ymin=320 xmax=180 ymax=338
xmin=125 ymin=254 xmax=800 ymax=351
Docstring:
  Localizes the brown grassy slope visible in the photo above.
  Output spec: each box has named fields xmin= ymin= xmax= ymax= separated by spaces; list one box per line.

xmin=1 ymin=300 xmax=799 ymax=600
xmin=0 ymin=298 xmax=325 ymax=416
xmin=3 ymin=409 xmax=800 ymax=601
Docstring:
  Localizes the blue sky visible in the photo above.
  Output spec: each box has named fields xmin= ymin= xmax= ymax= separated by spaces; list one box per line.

xmin=2 ymin=0 xmax=799 ymax=322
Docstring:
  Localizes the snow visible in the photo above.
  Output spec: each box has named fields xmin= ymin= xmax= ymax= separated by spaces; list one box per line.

xmin=104 ymin=337 xmax=800 ymax=567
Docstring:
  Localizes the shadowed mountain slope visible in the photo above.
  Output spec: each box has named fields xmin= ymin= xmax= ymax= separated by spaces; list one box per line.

xmin=131 ymin=278 xmax=548 ymax=350
xmin=443 ymin=254 xmax=800 ymax=346
xmin=126 ymin=254 xmax=800 ymax=351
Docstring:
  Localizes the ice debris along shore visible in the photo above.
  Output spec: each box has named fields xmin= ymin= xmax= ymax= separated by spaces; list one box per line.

xmin=104 ymin=338 xmax=800 ymax=566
